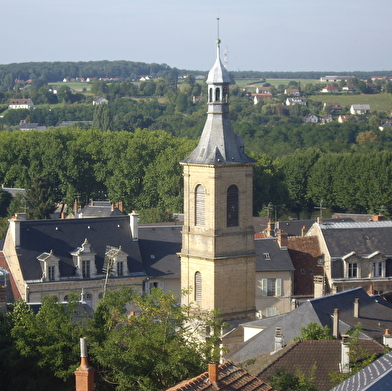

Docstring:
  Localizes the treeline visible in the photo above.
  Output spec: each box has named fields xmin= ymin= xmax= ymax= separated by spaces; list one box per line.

xmin=0 ymin=288 xmax=221 ymax=391
xmin=0 ymin=128 xmax=391 ymax=225
xmin=0 ymin=60 xmax=185 ymax=91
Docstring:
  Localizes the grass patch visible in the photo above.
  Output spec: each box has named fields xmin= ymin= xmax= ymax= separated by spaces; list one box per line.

xmin=309 ymin=93 xmax=392 ymax=112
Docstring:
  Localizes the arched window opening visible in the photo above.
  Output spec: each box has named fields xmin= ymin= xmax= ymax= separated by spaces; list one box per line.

xmin=223 ymin=87 xmax=228 ymax=103
xmin=195 ymin=272 xmax=202 ymax=302
xmin=209 ymin=88 xmax=213 ymax=102
xmin=195 ymin=184 xmax=205 ymax=226
xmin=227 ymin=185 xmax=239 ymax=227
xmin=215 ymin=87 xmax=220 ymax=102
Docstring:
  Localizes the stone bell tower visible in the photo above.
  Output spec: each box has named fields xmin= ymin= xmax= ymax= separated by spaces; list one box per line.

xmin=179 ymin=34 xmax=256 ymax=321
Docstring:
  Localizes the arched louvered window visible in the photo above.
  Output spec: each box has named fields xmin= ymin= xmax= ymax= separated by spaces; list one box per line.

xmin=215 ymin=87 xmax=220 ymax=102
xmin=209 ymin=88 xmax=213 ymax=102
xmin=195 ymin=272 xmax=202 ymax=302
xmin=195 ymin=184 xmax=205 ymax=226
xmin=227 ymin=185 xmax=239 ymax=227
xmin=223 ymin=87 xmax=228 ymax=103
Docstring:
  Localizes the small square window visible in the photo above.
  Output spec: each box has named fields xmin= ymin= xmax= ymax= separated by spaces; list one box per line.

xmin=309 ymin=269 xmax=314 ymax=274
xmin=300 ymin=269 xmax=306 ymax=274
xmin=150 ymin=254 xmax=155 ymax=259
xmin=263 ymin=253 xmax=271 ymax=260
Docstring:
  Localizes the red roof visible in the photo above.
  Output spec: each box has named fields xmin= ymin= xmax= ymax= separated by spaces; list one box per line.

xmin=166 ymin=362 xmax=276 ymax=391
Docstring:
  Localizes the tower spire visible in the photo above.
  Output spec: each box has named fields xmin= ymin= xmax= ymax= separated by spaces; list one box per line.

xmin=181 ymin=25 xmax=254 ymax=166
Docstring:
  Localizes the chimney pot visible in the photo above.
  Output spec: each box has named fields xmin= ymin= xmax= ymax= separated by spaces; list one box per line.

xmin=354 ymin=298 xmax=360 ymax=318
xmin=333 ymin=308 xmax=340 ymax=338
xmin=208 ymin=363 xmax=219 ymax=384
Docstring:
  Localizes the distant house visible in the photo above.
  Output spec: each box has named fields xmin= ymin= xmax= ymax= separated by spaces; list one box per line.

xmin=303 ymin=114 xmax=319 ymax=123
xmin=350 ymin=104 xmax=371 ymax=115
xmin=321 ymin=85 xmax=339 ymax=93
xmin=342 ymin=84 xmax=357 ymax=92
xmin=338 ymin=114 xmax=354 ymax=123
xmin=320 ymin=114 xmax=333 ymax=124
xmin=323 ymin=102 xmax=341 ymax=112
xmin=379 ymin=120 xmax=392 ymax=131
xmin=19 ymin=120 xmax=46 ymax=131
xmin=256 ymin=86 xmax=272 ymax=94
xmin=320 ymin=75 xmax=354 ymax=82
xmin=8 ymin=99 xmax=34 ymax=109
xmin=286 ymin=97 xmax=306 ymax=106
xmin=284 ymin=88 xmax=300 ymax=96
xmin=252 ymin=93 xmax=273 ymax=104
xmin=92 ymin=97 xmax=108 ymax=105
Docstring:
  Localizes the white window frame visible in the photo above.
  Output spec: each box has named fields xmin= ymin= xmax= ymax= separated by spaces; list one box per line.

xmin=261 ymin=278 xmax=282 ymax=297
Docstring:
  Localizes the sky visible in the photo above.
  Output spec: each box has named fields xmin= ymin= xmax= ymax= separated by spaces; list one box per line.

xmin=2 ymin=0 xmax=392 ymax=72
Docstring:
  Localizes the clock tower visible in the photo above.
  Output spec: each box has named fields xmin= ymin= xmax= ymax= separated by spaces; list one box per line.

xmin=180 ymin=37 xmax=256 ymax=321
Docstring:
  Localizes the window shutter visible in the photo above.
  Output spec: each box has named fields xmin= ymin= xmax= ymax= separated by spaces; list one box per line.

xmin=276 ymin=278 xmax=282 ymax=296
xmin=195 ymin=185 xmax=205 ymax=226
xmin=261 ymin=278 xmax=267 ymax=296
xmin=195 ymin=272 xmax=202 ymax=302
xmin=227 ymin=185 xmax=239 ymax=227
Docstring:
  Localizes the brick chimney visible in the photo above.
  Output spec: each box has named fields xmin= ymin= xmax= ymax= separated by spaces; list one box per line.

xmin=384 ymin=329 xmax=392 ymax=348
xmin=372 ymin=213 xmax=385 ymax=221
xmin=130 ymin=211 xmax=139 ymax=241
xmin=301 ymin=225 xmax=307 ymax=237
xmin=208 ymin=363 xmax=219 ymax=384
xmin=117 ymin=200 xmax=124 ymax=212
xmin=277 ymin=229 xmax=288 ymax=248
xmin=367 ymin=284 xmax=375 ymax=295
xmin=333 ymin=308 xmax=340 ymax=338
xmin=354 ymin=298 xmax=360 ymax=318
xmin=317 ymin=217 xmax=323 ymax=224
xmin=75 ymin=337 xmax=95 ymax=391
xmin=267 ymin=219 xmax=275 ymax=237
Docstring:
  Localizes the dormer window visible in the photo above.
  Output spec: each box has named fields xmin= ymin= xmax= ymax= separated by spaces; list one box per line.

xmin=103 ymin=245 xmax=129 ymax=277
xmin=37 ymin=251 xmax=60 ymax=282
xmin=70 ymin=238 xmax=97 ymax=279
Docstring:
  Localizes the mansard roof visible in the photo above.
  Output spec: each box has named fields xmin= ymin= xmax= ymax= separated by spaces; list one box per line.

xmin=317 ymin=221 xmax=392 ymax=258
xmin=254 ymin=238 xmax=294 ymax=272
xmin=138 ymin=225 xmax=182 ymax=280
xmin=15 ymin=216 xmax=144 ymax=281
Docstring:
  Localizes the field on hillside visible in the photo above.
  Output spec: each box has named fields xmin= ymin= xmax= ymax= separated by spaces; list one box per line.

xmin=235 ymin=78 xmax=321 ymax=91
xmin=310 ymin=93 xmax=392 ymax=112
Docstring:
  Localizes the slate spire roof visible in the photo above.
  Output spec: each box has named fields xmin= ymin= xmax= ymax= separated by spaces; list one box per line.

xmin=181 ymin=39 xmax=254 ymax=166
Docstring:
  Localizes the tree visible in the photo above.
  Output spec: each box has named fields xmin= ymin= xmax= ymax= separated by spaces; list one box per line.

xmin=8 ymin=296 xmax=84 ymax=391
xmin=269 ymin=365 xmax=318 ymax=391
xmin=329 ymin=323 xmax=378 ymax=386
xmin=24 ymin=176 xmax=56 ymax=219
xmin=87 ymin=287 xmax=223 ymax=391
xmin=292 ymin=322 xmax=334 ymax=341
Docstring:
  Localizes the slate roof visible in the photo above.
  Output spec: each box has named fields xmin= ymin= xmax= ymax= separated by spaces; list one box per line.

xmin=251 ymin=340 xmax=385 ymax=391
xmin=166 ymin=361 xmax=276 ymax=391
xmin=276 ymin=217 xmax=353 ymax=237
xmin=16 ymin=216 xmax=144 ymax=281
xmin=254 ymin=238 xmax=294 ymax=272
xmin=330 ymin=350 xmax=392 ymax=391
xmin=181 ymin=41 xmax=254 ymax=166
xmin=287 ymin=236 xmax=324 ymax=297
xmin=227 ymin=288 xmax=392 ymax=363
xmin=78 ymin=201 xmax=125 ymax=218
xmin=138 ymin=226 xmax=182 ymax=279
xmin=318 ymin=221 xmax=392 ymax=257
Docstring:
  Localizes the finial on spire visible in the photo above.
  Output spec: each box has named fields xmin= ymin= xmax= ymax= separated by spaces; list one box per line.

xmin=216 ymin=18 xmax=221 ymax=44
